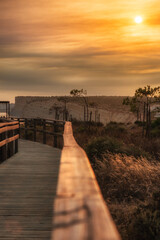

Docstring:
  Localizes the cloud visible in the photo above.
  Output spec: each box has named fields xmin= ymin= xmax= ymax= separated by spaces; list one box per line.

xmin=0 ymin=0 xmax=160 ymax=100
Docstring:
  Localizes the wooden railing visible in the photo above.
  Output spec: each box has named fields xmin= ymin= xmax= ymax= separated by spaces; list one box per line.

xmin=52 ymin=122 xmax=121 ymax=240
xmin=11 ymin=117 xmax=65 ymax=148
xmin=0 ymin=121 xmax=19 ymax=162
xmin=5 ymin=118 xmax=121 ymax=238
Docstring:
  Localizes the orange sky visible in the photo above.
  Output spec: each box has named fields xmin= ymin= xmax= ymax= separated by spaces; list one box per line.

xmin=0 ymin=0 xmax=160 ymax=102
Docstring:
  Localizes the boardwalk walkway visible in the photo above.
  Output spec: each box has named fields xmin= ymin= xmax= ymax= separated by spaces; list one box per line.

xmin=0 ymin=140 xmax=61 ymax=240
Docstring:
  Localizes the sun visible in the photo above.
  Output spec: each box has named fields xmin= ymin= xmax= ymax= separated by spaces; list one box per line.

xmin=135 ymin=16 xmax=143 ymax=24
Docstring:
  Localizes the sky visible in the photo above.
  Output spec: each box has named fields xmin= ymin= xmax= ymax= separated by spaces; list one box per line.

xmin=0 ymin=0 xmax=160 ymax=102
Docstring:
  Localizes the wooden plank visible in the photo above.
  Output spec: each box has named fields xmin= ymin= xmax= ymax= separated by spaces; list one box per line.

xmin=0 ymin=140 xmax=61 ymax=239
xmin=0 ymin=121 xmax=19 ymax=127
xmin=0 ymin=124 xmax=19 ymax=134
xmin=0 ymin=134 xmax=19 ymax=148
xmin=52 ymin=122 xmax=121 ymax=240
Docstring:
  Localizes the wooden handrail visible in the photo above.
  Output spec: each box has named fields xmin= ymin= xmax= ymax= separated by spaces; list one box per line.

xmin=0 ymin=121 xmax=19 ymax=162
xmin=10 ymin=117 xmax=65 ymax=148
xmin=0 ymin=124 xmax=19 ymax=134
xmin=0 ymin=121 xmax=19 ymax=127
xmin=0 ymin=134 xmax=19 ymax=148
xmin=10 ymin=116 xmax=65 ymax=123
xmin=52 ymin=122 xmax=121 ymax=240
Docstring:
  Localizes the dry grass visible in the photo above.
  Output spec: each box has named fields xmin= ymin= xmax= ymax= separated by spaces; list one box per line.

xmin=94 ymin=154 xmax=160 ymax=203
xmin=93 ymin=153 xmax=160 ymax=240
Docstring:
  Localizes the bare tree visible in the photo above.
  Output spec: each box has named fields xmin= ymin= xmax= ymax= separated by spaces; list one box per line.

xmin=70 ymin=89 xmax=89 ymax=121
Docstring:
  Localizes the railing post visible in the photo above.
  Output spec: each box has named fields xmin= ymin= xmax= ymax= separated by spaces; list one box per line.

xmin=0 ymin=121 xmax=19 ymax=162
xmin=25 ymin=119 xmax=28 ymax=140
xmin=0 ymin=132 xmax=7 ymax=162
xmin=7 ymin=129 xmax=14 ymax=158
xmin=18 ymin=118 xmax=21 ymax=138
xmin=43 ymin=119 xmax=46 ymax=144
xmin=90 ymin=111 xmax=92 ymax=122
xmin=53 ymin=121 xmax=57 ymax=148
xmin=34 ymin=119 xmax=36 ymax=142
xmin=15 ymin=127 xmax=19 ymax=154
xmin=0 ymin=133 xmax=2 ymax=162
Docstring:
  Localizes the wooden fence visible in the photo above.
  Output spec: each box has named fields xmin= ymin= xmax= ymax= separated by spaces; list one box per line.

xmin=11 ymin=117 xmax=65 ymax=148
xmin=52 ymin=122 xmax=121 ymax=240
xmin=0 ymin=121 xmax=19 ymax=162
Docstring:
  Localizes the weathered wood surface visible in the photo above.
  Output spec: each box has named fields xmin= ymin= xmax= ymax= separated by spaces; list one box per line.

xmin=0 ymin=121 xmax=19 ymax=161
xmin=11 ymin=118 xmax=65 ymax=147
xmin=0 ymin=121 xmax=19 ymax=127
xmin=0 ymin=139 xmax=61 ymax=240
xmin=0 ymin=134 xmax=19 ymax=148
xmin=0 ymin=124 xmax=19 ymax=134
xmin=52 ymin=122 xmax=121 ymax=240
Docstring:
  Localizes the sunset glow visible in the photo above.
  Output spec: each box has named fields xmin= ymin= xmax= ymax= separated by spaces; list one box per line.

xmin=0 ymin=0 xmax=160 ymax=101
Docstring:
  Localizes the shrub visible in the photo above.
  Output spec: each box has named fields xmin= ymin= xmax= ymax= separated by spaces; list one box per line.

xmin=86 ymin=136 xmax=150 ymax=162
xmin=128 ymin=203 xmax=160 ymax=240
xmin=151 ymin=118 xmax=160 ymax=137
xmin=151 ymin=118 xmax=160 ymax=129
xmin=135 ymin=120 xmax=145 ymax=126
xmin=86 ymin=137 xmax=123 ymax=162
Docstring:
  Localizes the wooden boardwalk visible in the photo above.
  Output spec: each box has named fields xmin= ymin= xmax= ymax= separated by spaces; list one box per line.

xmin=0 ymin=140 xmax=61 ymax=240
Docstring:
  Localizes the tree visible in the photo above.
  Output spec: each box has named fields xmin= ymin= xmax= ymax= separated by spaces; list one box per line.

xmin=123 ymin=85 xmax=160 ymax=137
xmin=70 ymin=89 xmax=89 ymax=121
xmin=57 ymin=96 xmax=69 ymax=121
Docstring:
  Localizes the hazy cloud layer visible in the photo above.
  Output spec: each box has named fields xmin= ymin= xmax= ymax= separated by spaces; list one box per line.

xmin=0 ymin=0 xmax=160 ymax=101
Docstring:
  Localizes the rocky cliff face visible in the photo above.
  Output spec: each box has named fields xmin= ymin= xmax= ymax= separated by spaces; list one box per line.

xmin=11 ymin=96 xmax=136 ymax=124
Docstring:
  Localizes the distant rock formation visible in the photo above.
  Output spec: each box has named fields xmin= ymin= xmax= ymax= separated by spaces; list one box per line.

xmin=11 ymin=96 xmax=136 ymax=124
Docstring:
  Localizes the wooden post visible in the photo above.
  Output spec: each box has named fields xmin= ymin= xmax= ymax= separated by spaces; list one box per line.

xmin=7 ymin=130 xmax=14 ymax=158
xmin=0 ymin=132 xmax=7 ymax=162
xmin=34 ymin=119 xmax=36 ymax=142
xmin=98 ymin=113 xmax=100 ymax=123
xmin=53 ymin=121 xmax=58 ymax=148
xmin=25 ymin=119 xmax=28 ymax=140
xmin=90 ymin=111 xmax=92 ymax=122
xmin=8 ymin=103 xmax=10 ymax=117
xmin=65 ymin=111 xmax=68 ymax=121
xmin=18 ymin=118 xmax=21 ymax=138
xmin=43 ymin=119 xmax=46 ymax=144
xmin=95 ymin=110 xmax=97 ymax=122
xmin=15 ymin=127 xmax=18 ymax=154
xmin=6 ymin=103 xmax=7 ymax=119
xmin=0 ymin=133 xmax=2 ymax=162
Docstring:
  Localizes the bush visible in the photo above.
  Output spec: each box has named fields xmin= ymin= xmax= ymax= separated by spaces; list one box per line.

xmin=86 ymin=137 xmax=123 ymax=162
xmin=128 ymin=203 xmax=160 ymax=240
xmin=106 ymin=122 xmax=126 ymax=133
xmin=135 ymin=121 xmax=145 ymax=126
xmin=86 ymin=136 xmax=150 ymax=162
xmin=151 ymin=118 xmax=160 ymax=129
xmin=151 ymin=118 xmax=160 ymax=137
xmin=151 ymin=128 xmax=160 ymax=137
